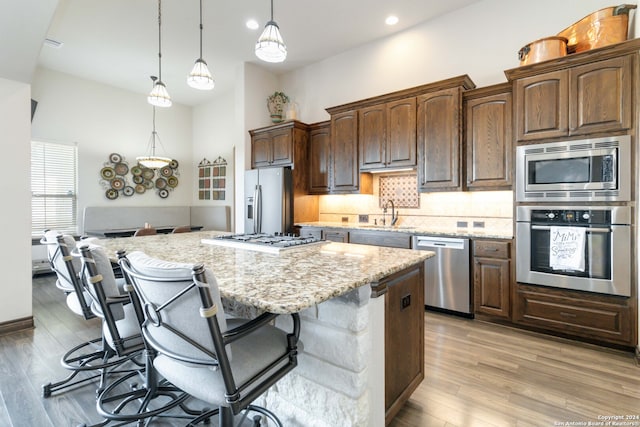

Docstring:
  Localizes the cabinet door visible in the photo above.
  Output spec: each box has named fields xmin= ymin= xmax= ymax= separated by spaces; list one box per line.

xmin=331 ymin=111 xmax=360 ymax=192
xmin=465 ymin=92 xmax=512 ymax=189
xmin=387 ymin=98 xmax=416 ymax=168
xmin=359 ymin=105 xmax=386 ymax=170
xmin=322 ymin=229 xmax=349 ymax=242
xmin=569 ymin=55 xmax=632 ymax=136
xmin=251 ymin=133 xmax=272 ymax=168
xmin=417 ymin=87 xmax=462 ymax=191
xmin=474 ymin=257 xmax=510 ymax=318
xmin=270 ymin=129 xmax=293 ymax=166
xmin=514 ymin=70 xmax=569 ymax=142
xmin=308 ymin=124 xmax=331 ymax=194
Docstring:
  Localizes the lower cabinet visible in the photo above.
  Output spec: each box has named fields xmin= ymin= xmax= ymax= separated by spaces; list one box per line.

xmin=514 ymin=283 xmax=634 ymax=346
xmin=376 ymin=263 xmax=424 ymax=425
xmin=322 ymin=229 xmax=349 ymax=242
xmin=473 ymin=239 xmax=511 ymax=318
xmin=349 ymin=230 xmax=411 ymax=249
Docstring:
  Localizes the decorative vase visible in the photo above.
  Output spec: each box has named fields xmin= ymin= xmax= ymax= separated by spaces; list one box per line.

xmin=267 ymin=91 xmax=289 ymax=123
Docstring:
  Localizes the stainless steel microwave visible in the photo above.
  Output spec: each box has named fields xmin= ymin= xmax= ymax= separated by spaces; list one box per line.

xmin=516 ymin=135 xmax=631 ymax=202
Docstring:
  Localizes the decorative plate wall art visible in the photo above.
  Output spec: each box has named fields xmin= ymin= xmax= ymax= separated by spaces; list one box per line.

xmin=99 ymin=152 xmax=179 ymax=200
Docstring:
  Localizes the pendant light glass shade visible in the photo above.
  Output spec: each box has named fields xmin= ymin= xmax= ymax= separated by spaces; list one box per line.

xmin=188 ymin=59 xmax=215 ymax=90
xmin=148 ymin=0 xmax=171 ymax=107
xmin=138 ymin=104 xmax=171 ymax=169
xmin=255 ymin=0 xmax=287 ymax=63
xmin=188 ymin=0 xmax=214 ymax=90
xmin=148 ymin=80 xmax=172 ymax=107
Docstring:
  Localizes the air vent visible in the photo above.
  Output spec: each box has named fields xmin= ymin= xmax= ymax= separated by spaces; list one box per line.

xmin=545 ymin=192 xmax=570 ymax=198
xmin=524 ymin=147 xmax=544 ymax=154
xmin=568 ymin=143 xmax=593 ymax=151
xmin=545 ymin=146 xmax=567 ymax=153
xmin=594 ymin=141 xmax=619 ymax=148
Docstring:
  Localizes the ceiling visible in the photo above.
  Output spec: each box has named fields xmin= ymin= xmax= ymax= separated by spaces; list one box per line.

xmin=30 ymin=0 xmax=483 ymax=106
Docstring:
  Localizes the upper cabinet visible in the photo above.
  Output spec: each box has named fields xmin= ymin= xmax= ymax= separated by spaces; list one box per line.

xmin=359 ymin=98 xmax=417 ymax=171
xmin=506 ymin=40 xmax=638 ymax=143
xmin=464 ymin=83 xmax=513 ymax=190
xmin=308 ymin=121 xmax=331 ymax=194
xmin=417 ymin=87 xmax=464 ymax=192
xmin=249 ymin=120 xmax=309 ymax=169
xmin=330 ymin=110 xmax=372 ymax=193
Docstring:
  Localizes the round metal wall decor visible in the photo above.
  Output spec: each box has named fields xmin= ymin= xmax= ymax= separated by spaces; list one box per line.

xmin=99 ymin=152 xmax=180 ymax=200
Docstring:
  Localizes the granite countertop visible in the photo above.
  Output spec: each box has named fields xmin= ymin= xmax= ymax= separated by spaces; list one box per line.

xmin=296 ymin=221 xmax=513 ymax=239
xmin=93 ymin=231 xmax=433 ymax=315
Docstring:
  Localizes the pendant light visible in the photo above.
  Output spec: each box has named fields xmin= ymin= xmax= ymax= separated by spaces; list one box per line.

xmin=255 ymin=0 xmax=287 ymax=63
xmin=187 ymin=0 xmax=215 ymax=90
xmin=148 ymin=0 xmax=172 ymax=107
xmin=139 ymin=77 xmax=171 ymax=169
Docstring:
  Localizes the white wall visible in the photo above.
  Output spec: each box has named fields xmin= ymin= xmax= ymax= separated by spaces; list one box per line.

xmin=0 ymin=78 xmax=32 ymax=324
xmin=281 ymin=0 xmax=632 ymax=123
xmin=31 ymin=68 xmax=193 ymax=233
xmin=191 ymin=88 xmax=236 ymax=228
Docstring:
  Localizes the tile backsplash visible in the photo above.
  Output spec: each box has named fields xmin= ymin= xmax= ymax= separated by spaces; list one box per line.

xmin=318 ymin=175 xmax=513 ymax=233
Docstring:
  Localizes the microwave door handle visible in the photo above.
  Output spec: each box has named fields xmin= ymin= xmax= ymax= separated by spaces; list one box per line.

xmin=530 ymin=225 xmax=611 ymax=233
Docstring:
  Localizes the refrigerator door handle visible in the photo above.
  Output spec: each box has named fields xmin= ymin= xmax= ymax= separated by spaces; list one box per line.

xmin=254 ymin=184 xmax=262 ymax=234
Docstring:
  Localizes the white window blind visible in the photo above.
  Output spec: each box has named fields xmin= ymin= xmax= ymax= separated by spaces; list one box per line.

xmin=31 ymin=141 xmax=78 ymax=236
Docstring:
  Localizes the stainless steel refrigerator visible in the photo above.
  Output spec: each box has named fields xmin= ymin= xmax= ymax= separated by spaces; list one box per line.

xmin=244 ymin=167 xmax=293 ymax=235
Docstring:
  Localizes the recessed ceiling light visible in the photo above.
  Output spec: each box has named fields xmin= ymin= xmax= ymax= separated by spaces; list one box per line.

xmin=385 ymin=15 xmax=399 ymax=26
xmin=246 ymin=19 xmax=259 ymax=30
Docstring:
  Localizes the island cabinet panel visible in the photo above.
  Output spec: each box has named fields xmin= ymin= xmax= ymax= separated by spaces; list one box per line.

xmin=382 ymin=263 xmax=424 ymax=424
xmin=513 ymin=55 xmax=633 ymax=142
xmin=359 ymin=98 xmax=417 ymax=171
xmin=417 ymin=87 xmax=462 ymax=191
xmin=249 ymin=120 xmax=309 ymax=169
xmin=569 ymin=55 xmax=632 ymax=136
xmin=513 ymin=283 xmax=634 ymax=346
xmin=464 ymin=84 xmax=512 ymax=190
xmin=308 ymin=121 xmax=331 ymax=194
xmin=473 ymin=239 xmax=511 ymax=318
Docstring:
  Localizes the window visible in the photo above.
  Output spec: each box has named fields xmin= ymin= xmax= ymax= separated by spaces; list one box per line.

xmin=31 ymin=141 xmax=78 ymax=236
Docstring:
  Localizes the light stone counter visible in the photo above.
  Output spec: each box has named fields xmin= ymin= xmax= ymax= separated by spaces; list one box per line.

xmin=93 ymin=230 xmax=433 ymax=427
xmin=94 ymin=230 xmax=432 ymax=314
xmin=297 ymin=221 xmax=514 ymax=239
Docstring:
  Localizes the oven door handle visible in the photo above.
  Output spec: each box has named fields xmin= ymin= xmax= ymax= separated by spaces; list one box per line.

xmin=530 ymin=225 xmax=611 ymax=233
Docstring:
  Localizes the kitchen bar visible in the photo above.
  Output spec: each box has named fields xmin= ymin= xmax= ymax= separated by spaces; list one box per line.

xmin=93 ymin=231 xmax=434 ymax=426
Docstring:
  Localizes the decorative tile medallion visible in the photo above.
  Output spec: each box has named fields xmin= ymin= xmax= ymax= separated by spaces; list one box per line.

xmin=379 ymin=174 xmax=419 ymax=208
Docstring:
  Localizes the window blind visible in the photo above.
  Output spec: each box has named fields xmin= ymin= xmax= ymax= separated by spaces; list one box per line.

xmin=31 ymin=141 xmax=78 ymax=236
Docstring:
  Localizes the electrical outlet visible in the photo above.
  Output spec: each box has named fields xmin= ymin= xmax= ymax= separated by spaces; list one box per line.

xmin=456 ymin=221 xmax=468 ymax=228
xmin=341 ymin=216 xmax=349 ymax=223
xmin=401 ymin=294 xmax=411 ymax=309
xmin=358 ymin=214 xmax=369 ymax=223
xmin=473 ymin=221 xmax=485 ymax=228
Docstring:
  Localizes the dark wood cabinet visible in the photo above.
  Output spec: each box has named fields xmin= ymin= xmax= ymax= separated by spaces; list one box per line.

xmin=348 ymin=230 xmax=412 ymax=249
xmin=514 ymin=283 xmax=634 ymax=346
xmin=380 ymin=263 xmax=424 ymax=424
xmin=359 ymin=98 xmax=416 ymax=171
xmin=308 ymin=121 xmax=331 ymax=194
xmin=464 ymin=84 xmax=513 ymax=190
xmin=510 ymin=52 xmax=633 ymax=142
xmin=417 ymin=87 xmax=463 ymax=191
xmin=473 ymin=239 xmax=511 ymax=319
xmin=249 ymin=120 xmax=309 ymax=169
xmin=322 ymin=229 xmax=349 ymax=242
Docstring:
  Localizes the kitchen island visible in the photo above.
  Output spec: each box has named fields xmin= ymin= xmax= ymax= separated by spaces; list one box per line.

xmin=93 ymin=231 xmax=433 ymax=427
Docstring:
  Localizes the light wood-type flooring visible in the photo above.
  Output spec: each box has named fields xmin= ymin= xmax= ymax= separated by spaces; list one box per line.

xmin=1 ymin=274 xmax=639 ymax=426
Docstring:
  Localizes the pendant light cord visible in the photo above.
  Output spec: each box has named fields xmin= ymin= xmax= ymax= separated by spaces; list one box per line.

xmin=270 ymin=0 xmax=274 ymax=21
xmin=199 ymin=0 xmax=203 ymax=59
xmin=157 ymin=0 xmax=162 ymax=81
xmin=151 ymin=107 xmax=157 ymax=155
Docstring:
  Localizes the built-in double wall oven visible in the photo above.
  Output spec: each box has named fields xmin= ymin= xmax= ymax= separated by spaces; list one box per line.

xmin=515 ymin=134 xmax=632 ymax=297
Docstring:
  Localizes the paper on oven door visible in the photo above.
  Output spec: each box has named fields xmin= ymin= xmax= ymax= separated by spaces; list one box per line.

xmin=549 ymin=226 xmax=586 ymax=272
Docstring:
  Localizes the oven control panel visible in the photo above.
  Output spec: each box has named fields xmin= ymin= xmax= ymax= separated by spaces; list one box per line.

xmin=530 ymin=209 xmax=611 ymax=225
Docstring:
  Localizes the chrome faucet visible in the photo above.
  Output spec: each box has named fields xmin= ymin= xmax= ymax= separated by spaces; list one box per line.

xmin=384 ymin=199 xmax=399 ymax=226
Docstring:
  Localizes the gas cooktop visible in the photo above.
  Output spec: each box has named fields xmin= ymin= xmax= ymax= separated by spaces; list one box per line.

xmin=201 ymin=233 xmax=327 ymax=254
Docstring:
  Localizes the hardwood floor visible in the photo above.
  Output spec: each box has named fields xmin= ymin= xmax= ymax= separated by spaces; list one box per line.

xmin=1 ymin=274 xmax=639 ymax=426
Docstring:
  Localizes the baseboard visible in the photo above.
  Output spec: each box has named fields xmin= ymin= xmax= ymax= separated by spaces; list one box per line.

xmin=635 ymin=346 xmax=640 ymax=366
xmin=0 ymin=316 xmax=34 ymax=336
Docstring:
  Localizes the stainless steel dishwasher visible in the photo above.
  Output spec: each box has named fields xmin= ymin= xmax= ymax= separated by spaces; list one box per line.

xmin=412 ymin=235 xmax=472 ymax=315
